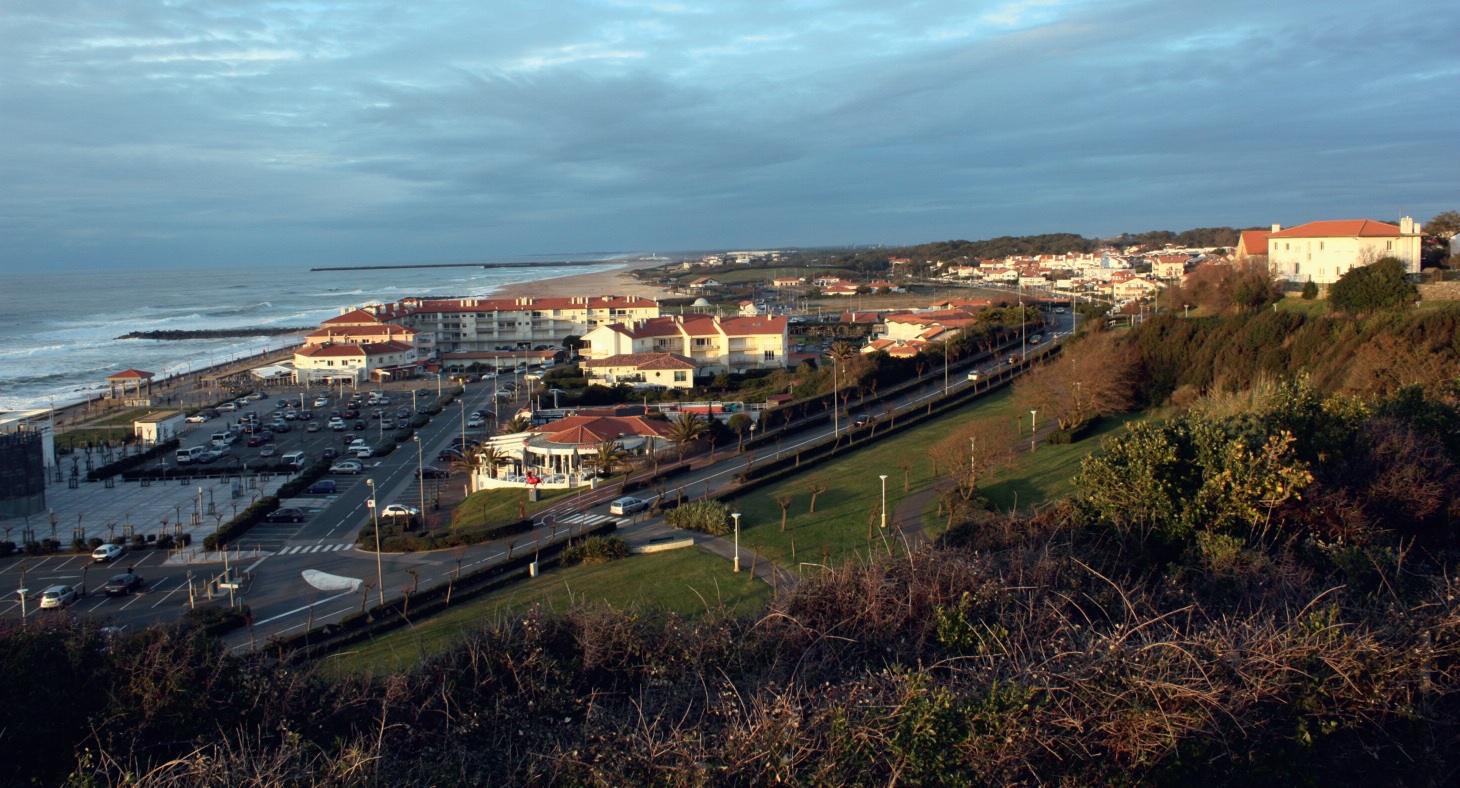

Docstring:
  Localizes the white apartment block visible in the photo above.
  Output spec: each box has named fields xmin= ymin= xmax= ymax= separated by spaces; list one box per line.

xmin=1268 ymin=218 xmax=1424 ymax=284
xmin=581 ymin=314 xmax=789 ymax=374
xmin=376 ymin=295 xmax=660 ymax=354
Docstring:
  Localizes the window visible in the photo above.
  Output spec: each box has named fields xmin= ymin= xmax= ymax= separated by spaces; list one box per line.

xmin=763 ymin=350 xmax=777 ymax=360
xmin=673 ymin=371 xmax=687 ymax=382
xmin=1387 ymin=241 xmax=1393 ymax=250
xmin=1319 ymin=242 xmax=1324 ymax=251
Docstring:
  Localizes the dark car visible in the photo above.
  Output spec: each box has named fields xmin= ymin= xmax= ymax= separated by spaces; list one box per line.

xmin=437 ymin=448 xmax=464 ymax=462
xmin=102 ymin=572 xmax=144 ymax=596
xmin=322 ymin=447 xmax=340 ymax=460
xmin=342 ymin=408 xmax=359 ymax=419
xmin=307 ymin=480 xmax=337 ymax=494
xmin=246 ymin=435 xmax=266 ymax=447
xmin=353 ymin=420 xmax=366 ymax=430
xmin=265 ymin=507 xmax=307 ymax=523
xmin=418 ymin=465 xmax=449 ymax=479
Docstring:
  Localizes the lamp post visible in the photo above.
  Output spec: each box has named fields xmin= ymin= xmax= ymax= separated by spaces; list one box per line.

xmin=365 ymin=479 xmax=384 ymax=605
xmin=17 ymin=588 xmax=28 ymax=620
xmin=831 ymin=355 xmax=839 ymax=437
xmin=436 ymin=372 xmax=442 ymax=398
xmin=879 ymin=474 xmax=888 ymax=529
xmin=459 ymin=400 xmax=467 ymax=454
xmin=1184 ymin=303 xmax=1190 ymax=319
xmin=943 ymin=339 xmax=950 ymax=395
xmin=413 ymin=436 xmax=426 ymax=525
xmin=1030 ymin=410 xmax=1038 ymax=452
xmin=731 ymin=512 xmax=742 ymax=572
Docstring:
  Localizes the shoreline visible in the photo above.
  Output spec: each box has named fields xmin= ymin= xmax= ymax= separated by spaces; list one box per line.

xmin=22 ymin=261 xmax=674 ymax=429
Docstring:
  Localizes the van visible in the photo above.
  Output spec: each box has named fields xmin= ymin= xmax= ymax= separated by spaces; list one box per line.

xmin=210 ymin=432 xmax=230 ymax=447
xmin=280 ymin=451 xmax=307 ymax=469
xmin=176 ymin=446 xmax=206 ymax=464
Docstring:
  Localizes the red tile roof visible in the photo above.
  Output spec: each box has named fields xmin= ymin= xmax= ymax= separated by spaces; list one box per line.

xmin=411 ymin=295 xmax=657 ymax=314
xmin=1269 ymin=220 xmax=1405 ymax=238
xmin=106 ymin=368 xmax=154 ymax=380
xmin=322 ymin=309 xmax=387 ymax=326
xmin=582 ymin=352 xmax=697 ymax=370
xmin=531 ymin=415 xmax=674 ymax=446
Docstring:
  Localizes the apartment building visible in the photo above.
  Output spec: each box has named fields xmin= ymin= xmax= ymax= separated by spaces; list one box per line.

xmin=581 ymin=314 xmax=789 ymax=374
xmin=1268 ymin=218 xmax=1424 ymax=284
xmin=384 ymin=295 xmax=660 ymax=354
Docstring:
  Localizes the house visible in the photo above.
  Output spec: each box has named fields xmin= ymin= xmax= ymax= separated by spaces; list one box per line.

xmin=471 ymin=414 xmax=676 ymax=490
xmin=1111 ymin=277 xmax=1160 ymax=301
xmin=738 ymin=301 xmax=761 ymax=317
xmin=813 ymin=275 xmax=847 ymax=288
xmin=293 ymin=340 xmax=418 ymax=385
xmin=687 ymin=277 xmax=721 ymax=289
xmin=581 ymin=314 xmax=790 ymax=374
xmin=1148 ymin=254 xmax=1189 ymax=279
xmin=1267 ymin=218 xmax=1425 ymax=284
xmin=132 ymin=411 xmax=184 ymax=445
xmin=820 ymin=282 xmax=860 ymax=297
xmin=580 ymin=353 xmax=699 ymax=390
xmin=1235 ymin=230 xmax=1273 ymax=261
xmin=868 ymin=280 xmax=904 ymax=293
xmin=771 ymin=276 xmax=805 ymax=288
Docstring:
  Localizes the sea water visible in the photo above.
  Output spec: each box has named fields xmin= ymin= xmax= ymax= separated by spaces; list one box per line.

xmin=0 ymin=257 xmax=627 ymax=411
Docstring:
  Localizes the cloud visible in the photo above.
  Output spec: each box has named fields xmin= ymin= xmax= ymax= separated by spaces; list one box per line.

xmin=1 ymin=0 xmax=1457 ymax=270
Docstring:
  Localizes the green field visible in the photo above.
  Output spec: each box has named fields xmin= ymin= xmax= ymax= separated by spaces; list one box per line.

xmin=977 ymin=411 xmax=1143 ymax=514
xmin=320 ymin=547 xmax=769 ymax=677
xmin=722 ymin=389 xmax=1023 ymax=570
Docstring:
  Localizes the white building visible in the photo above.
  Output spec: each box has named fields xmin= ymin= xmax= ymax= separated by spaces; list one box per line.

xmin=581 ymin=314 xmax=789 ymax=374
xmin=1268 ymin=218 xmax=1424 ymax=284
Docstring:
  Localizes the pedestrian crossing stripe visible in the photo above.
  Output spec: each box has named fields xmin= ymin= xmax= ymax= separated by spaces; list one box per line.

xmin=557 ymin=513 xmax=611 ymax=525
xmin=277 ymin=544 xmax=355 ymax=555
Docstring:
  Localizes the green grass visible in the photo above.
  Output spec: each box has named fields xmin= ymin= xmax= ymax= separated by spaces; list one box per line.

xmin=723 ymin=389 xmax=1022 ymax=570
xmin=451 ymin=487 xmax=571 ymax=530
xmin=320 ymin=547 xmax=769 ymax=677
xmin=89 ymin=408 xmax=169 ymax=427
xmin=978 ymin=411 xmax=1144 ymax=513
xmin=1276 ymin=297 xmax=1330 ymax=316
xmin=55 ymin=426 xmax=137 ymax=450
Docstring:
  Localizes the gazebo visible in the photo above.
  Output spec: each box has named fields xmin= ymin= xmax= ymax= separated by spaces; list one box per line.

xmin=105 ymin=368 xmax=155 ymax=399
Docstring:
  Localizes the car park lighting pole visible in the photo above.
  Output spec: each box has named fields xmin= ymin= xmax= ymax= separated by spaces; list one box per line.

xmin=1030 ymin=410 xmax=1038 ymax=452
xmin=365 ymin=479 xmax=384 ymax=605
xmin=731 ymin=512 xmax=742 ymax=572
xmin=413 ymin=436 xmax=426 ymax=524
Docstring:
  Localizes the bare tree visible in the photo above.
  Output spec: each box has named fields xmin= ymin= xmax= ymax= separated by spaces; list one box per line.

xmin=775 ymin=495 xmax=793 ymax=532
xmin=807 ymin=483 xmax=826 ymax=513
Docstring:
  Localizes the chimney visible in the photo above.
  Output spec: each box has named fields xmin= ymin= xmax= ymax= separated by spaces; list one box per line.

xmin=1400 ymin=216 xmax=1416 ymax=234
xmin=1271 ymin=224 xmax=1281 ymax=233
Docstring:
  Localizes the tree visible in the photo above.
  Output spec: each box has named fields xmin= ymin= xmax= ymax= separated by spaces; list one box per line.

xmin=666 ymin=412 xmax=708 ymax=462
xmin=502 ymin=414 xmax=533 ymax=434
xmin=775 ymin=495 xmax=793 ymax=532
xmin=807 ymin=482 xmax=826 ymax=513
xmin=586 ymin=440 xmax=629 ymax=481
xmin=728 ymin=413 xmax=752 ymax=452
xmin=1301 ymin=280 xmax=1319 ymax=300
xmin=1013 ymin=332 xmax=1136 ymax=433
xmin=1427 ymin=210 xmax=1460 ymax=243
xmin=1327 ymin=257 xmax=1417 ymax=314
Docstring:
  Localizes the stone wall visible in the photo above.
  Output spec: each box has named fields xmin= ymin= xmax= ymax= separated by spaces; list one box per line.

xmin=1418 ymin=282 xmax=1460 ymax=301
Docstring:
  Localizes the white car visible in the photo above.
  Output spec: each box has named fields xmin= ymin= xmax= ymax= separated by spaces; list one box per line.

xmin=314 ymin=397 xmax=330 ymax=407
xmin=466 ymin=417 xmax=485 ymax=428
xmin=185 ymin=414 xmax=209 ymax=423
xmin=92 ymin=543 xmax=125 ymax=563
xmin=39 ymin=585 xmax=78 ymax=609
xmin=609 ymin=496 xmax=649 ymax=516
xmin=329 ymin=460 xmax=364 ymax=474
xmin=381 ymin=504 xmax=420 ymax=518
xmin=217 ymin=402 xmax=237 ymax=412
xmin=352 ymin=447 xmax=374 ymax=459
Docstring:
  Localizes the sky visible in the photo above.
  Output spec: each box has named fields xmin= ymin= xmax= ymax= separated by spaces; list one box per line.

xmin=2 ymin=0 xmax=1457 ymax=271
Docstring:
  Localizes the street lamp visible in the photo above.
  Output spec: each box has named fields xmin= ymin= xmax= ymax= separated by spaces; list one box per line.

xmin=731 ymin=512 xmax=742 ymax=572
xmin=413 ymin=435 xmax=426 ymax=525
xmin=365 ymin=479 xmax=384 ymax=605
xmin=879 ymin=474 xmax=888 ymax=529
xmin=1030 ymin=410 xmax=1038 ymax=452
xmin=1184 ymin=303 xmax=1190 ymax=319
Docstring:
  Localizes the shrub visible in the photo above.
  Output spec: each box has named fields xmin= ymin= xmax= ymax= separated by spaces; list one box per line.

xmin=179 ymin=604 xmax=251 ymax=637
xmin=71 ymin=537 xmax=88 ymax=553
xmin=561 ymin=535 xmax=630 ymax=566
xmin=87 ymin=537 xmax=103 ymax=550
xmin=1301 ymin=280 xmax=1320 ymax=300
xmin=665 ymin=500 xmax=732 ymax=535
xmin=130 ymin=534 xmax=148 ymax=549
xmin=1327 ymin=257 xmax=1417 ymax=313
xmin=0 ymin=541 xmax=14 ymax=558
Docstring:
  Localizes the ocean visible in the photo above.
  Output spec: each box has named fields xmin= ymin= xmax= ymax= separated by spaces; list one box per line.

xmin=0 ymin=257 xmax=629 ymax=412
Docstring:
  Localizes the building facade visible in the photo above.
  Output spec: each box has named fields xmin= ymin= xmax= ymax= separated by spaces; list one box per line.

xmin=581 ymin=314 xmax=789 ymax=374
xmin=1268 ymin=218 xmax=1424 ymax=284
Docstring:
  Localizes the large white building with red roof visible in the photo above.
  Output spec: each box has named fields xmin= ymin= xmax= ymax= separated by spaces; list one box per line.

xmin=1267 ymin=217 xmax=1424 ymax=284
xmin=581 ymin=352 xmax=699 ymax=389
xmin=389 ymin=295 xmax=660 ymax=354
xmin=580 ymin=314 xmax=789 ymax=375
xmin=293 ymin=341 xmax=419 ymax=385
xmin=471 ymin=412 xmax=675 ymax=489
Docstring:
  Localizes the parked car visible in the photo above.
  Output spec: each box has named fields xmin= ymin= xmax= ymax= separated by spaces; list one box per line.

xmin=329 ymin=460 xmax=364 ymax=474
xmin=322 ymin=447 xmax=340 ymax=460
xmin=418 ymin=465 xmax=449 ymax=479
xmin=354 ymin=420 xmax=366 ymax=430
xmin=313 ymin=397 xmax=330 ymax=407
xmin=39 ymin=585 xmax=78 ymax=609
xmin=437 ymin=448 xmax=464 ymax=462
xmin=305 ymin=422 xmax=321 ymax=433
xmin=92 ymin=543 xmax=125 ymax=563
xmin=217 ymin=402 xmax=237 ymax=412
xmin=380 ymin=418 xmax=396 ymax=430
xmin=307 ymin=479 xmax=337 ymax=494
xmin=381 ymin=504 xmax=420 ymax=518
xmin=352 ymin=446 xmax=374 ymax=459
xmin=185 ymin=414 xmax=210 ymax=423
xmin=266 ymin=507 xmax=308 ymax=523
xmin=102 ymin=572 xmax=144 ymax=596
xmin=246 ymin=436 xmax=267 ymax=447
xmin=609 ymin=497 xmax=650 ymax=516
xmin=259 ymin=446 xmax=278 ymax=457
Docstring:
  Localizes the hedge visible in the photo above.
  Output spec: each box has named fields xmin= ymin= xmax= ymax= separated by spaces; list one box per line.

xmin=86 ymin=438 xmax=180 ymax=481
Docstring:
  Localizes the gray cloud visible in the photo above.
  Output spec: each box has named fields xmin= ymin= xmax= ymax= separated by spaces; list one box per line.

xmin=2 ymin=0 xmax=1457 ymax=270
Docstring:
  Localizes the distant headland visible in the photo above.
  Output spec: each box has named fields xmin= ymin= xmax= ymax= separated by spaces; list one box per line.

xmin=309 ymin=260 xmax=624 ymax=272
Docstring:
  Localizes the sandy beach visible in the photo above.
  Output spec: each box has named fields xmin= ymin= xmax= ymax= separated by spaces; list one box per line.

xmin=489 ymin=262 xmax=670 ymax=301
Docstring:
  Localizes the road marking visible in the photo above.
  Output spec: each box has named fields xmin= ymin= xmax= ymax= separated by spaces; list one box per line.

xmin=251 ymin=589 xmax=355 ymax=627
xmin=277 ymin=544 xmax=355 ymax=555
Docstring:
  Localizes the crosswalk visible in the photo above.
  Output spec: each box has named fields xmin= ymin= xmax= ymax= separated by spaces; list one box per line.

xmin=556 ymin=513 xmax=614 ymax=526
xmin=276 ymin=543 xmax=356 ymax=555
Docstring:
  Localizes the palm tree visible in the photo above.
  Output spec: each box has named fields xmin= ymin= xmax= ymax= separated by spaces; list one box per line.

xmin=502 ymin=414 xmax=533 ymax=434
xmin=586 ymin=439 xmax=629 ymax=482
xmin=666 ymin=412 xmax=708 ymax=462
xmin=476 ymin=445 xmax=511 ymax=480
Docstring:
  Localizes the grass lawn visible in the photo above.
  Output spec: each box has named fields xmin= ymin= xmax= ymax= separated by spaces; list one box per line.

xmin=722 ymin=389 xmax=1022 ymax=570
xmin=320 ymin=547 xmax=769 ymax=677
xmin=451 ymin=486 xmax=571 ymax=530
xmin=978 ymin=411 xmax=1145 ymax=514
xmin=56 ymin=426 xmax=138 ymax=450
xmin=1276 ymin=297 xmax=1330 ymax=316
xmin=89 ymin=408 xmax=168 ymax=427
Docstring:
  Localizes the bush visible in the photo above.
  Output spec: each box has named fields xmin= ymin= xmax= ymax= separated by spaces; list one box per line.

xmin=1301 ymin=280 xmax=1320 ymax=300
xmin=561 ymin=535 xmax=630 ymax=566
xmin=130 ymin=534 xmax=148 ymax=549
xmin=665 ymin=500 xmax=732 ymax=536
xmin=86 ymin=438 xmax=179 ymax=481
xmin=71 ymin=537 xmax=88 ymax=553
xmin=179 ymin=604 xmax=251 ymax=637
xmin=1327 ymin=257 xmax=1417 ymax=313
xmin=0 ymin=541 xmax=14 ymax=558
xmin=1046 ymin=429 xmax=1073 ymax=445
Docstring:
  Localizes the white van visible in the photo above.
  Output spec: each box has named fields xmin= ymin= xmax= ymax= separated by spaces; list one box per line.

xmin=210 ymin=432 xmax=230 ymax=447
xmin=280 ymin=451 xmax=307 ymax=469
xmin=176 ymin=446 xmax=206 ymax=464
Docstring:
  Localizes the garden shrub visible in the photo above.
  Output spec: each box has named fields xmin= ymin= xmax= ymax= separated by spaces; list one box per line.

xmin=561 ymin=535 xmax=629 ymax=566
xmin=665 ymin=500 xmax=732 ymax=536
